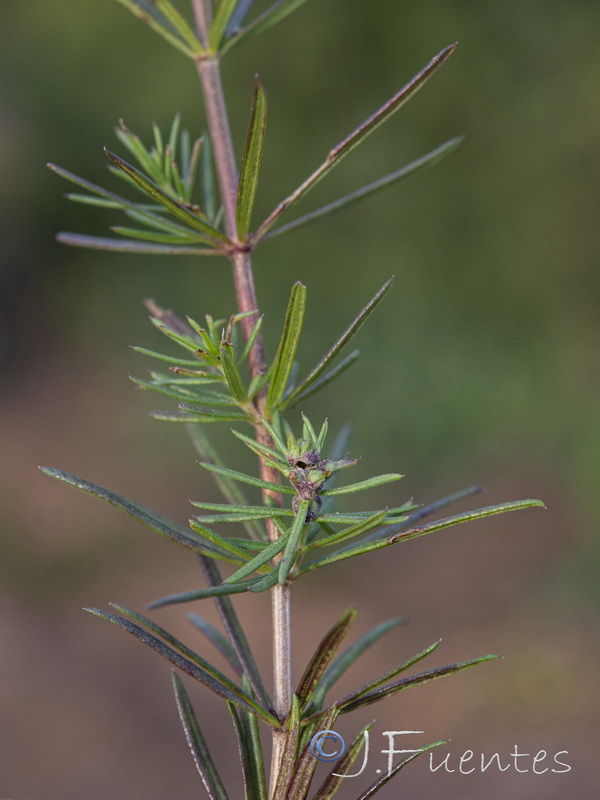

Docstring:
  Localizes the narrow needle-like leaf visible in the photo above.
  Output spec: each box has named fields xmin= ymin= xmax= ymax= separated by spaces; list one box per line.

xmin=40 ymin=467 xmax=210 ymax=555
xmin=282 ymin=279 xmax=392 ymax=409
xmin=188 ymin=519 xmax=252 ymax=562
xmin=200 ymin=462 xmax=296 ymax=494
xmin=296 ymin=608 xmax=357 ymax=707
xmin=147 ymin=579 xmax=260 ymax=609
xmin=265 ymin=282 xmax=307 ymax=415
xmin=264 ymin=137 xmax=463 ymax=240
xmin=299 ymin=499 xmax=543 ymax=576
xmin=188 ymin=613 xmax=243 ymax=675
xmin=236 ymin=77 xmax=267 ymax=240
xmin=210 ymin=0 xmax=239 ymax=50
xmin=56 ymin=232 xmax=220 ymax=256
xmin=321 ymin=473 xmax=403 ymax=497
xmin=356 ymin=740 xmax=446 ymax=799
xmin=104 ymin=149 xmax=228 ymax=242
xmin=86 ymin=607 xmax=279 ymax=724
xmin=335 ymin=640 xmax=441 ymax=710
xmin=219 ymin=342 xmax=248 ymax=401
xmin=113 ymin=0 xmax=200 ymax=57
xmin=339 ymin=654 xmax=500 ymax=714
xmin=228 ymin=700 xmax=269 ymax=800
xmin=311 ymin=510 xmax=387 ymax=549
xmin=311 ymin=722 xmax=373 ymax=799
xmin=222 ymin=0 xmax=315 ymax=55
xmin=199 ymin=558 xmax=272 ymax=710
xmin=254 ymin=45 xmax=457 ymax=239
xmin=153 ymin=0 xmax=205 ymax=54
xmin=287 ymin=706 xmax=339 ymax=799
xmin=111 ymin=225 xmax=208 ymax=244
xmin=278 ymin=500 xmax=310 ymax=584
xmin=307 ymin=617 xmax=406 ymax=713
xmin=387 ymin=499 xmax=546 ymax=544
xmin=225 ymin=528 xmax=292 ymax=584
xmin=171 ymin=673 xmax=229 ymax=800
xmin=272 ymin=694 xmax=301 ymax=797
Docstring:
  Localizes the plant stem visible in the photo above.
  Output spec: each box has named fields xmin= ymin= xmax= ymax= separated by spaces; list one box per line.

xmin=191 ymin=15 xmax=291 ymax=792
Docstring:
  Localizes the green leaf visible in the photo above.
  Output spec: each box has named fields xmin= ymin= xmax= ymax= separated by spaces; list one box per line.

xmin=336 ymin=640 xmax=441 ymax=710
xmin=104 ymin=149 xmax=228 ymax=242
xmin=356 ymin=740 xmax=446 ymax=799
xmin=225 ymin=527 xmax=292 ymax=584
xmin=340 ymin=654 xmax=500 ymax=715
xmin=247 ymin=362 xmax=273 ymax=400
xmin=147 ymin=578 xmax=259 ymax=608
xmin=238 ymin=315 xmax=264 ymax=365
xmin=171 ymin=673 xmax=229 ymax=800
xmin=307 ymin=617 xmax=406 ymax=713
xmin=272 ymin=694 xmax=301 ymax=797
xmin=230 ymin=428 xmax=288 ymax=464
xmin=299 ymin=498 xmax=543 ymax=575
xmin=296 ymin=608 xmax=357 ymax=707
xmin=278 ymin=500 xmax=310 ymax=584
xmin=387 ymin=499 xmax=546 ymax=544
xmin=114 ymin=118 xmax=161 ymax=179
xmin=264 ymin=137 xmax=463 ymax=240
xmin=150 ymin=319 xmax=203 ymax=353
xmin=219 ymin=342 xmax=247 ymax=402
xmin=258 ymin=415 xmax=288 ymax=454
xmin=321 ymin=473 xmax=403 ymax=497
xmin=310 ymin=509 xmax=387 ymax=549
xmin=113 ymin=0 xmax=201 ymax=57
xmin=177 ymin=404 xmax=251 ymax=423
xmin=311 ymin=723 xmax=373 ymax=800
xmin=287 ymin=706 xmax=339 ymax=799
xmin=236 ymin=77 xmax=267 ymax=239
xmin=222 ymin=0 xmax=315 ymax=55
xmin=188 ymin=426 xmax=264 ymax=541
xmin=199 ymin=558 xmax=272 ymax=709
xmin=193 ymin=511 xmax=288 ymax=524
xmin=200 ymin=462 xmax=296 ymax=494
xmin=111 ymin=225 xmax=207 ymax=244
xmin=247 ymin=567 xmax=280 ymax=593
xmin=56 ymin=232 xmax=220 ymax=256
xmin=225 ymin=0 xmax=256 ymax=35
xmin=50 ymin=160 xmax=207 ymax=238
xmin=210 ymin=0 xmax=239 ymax=50
xmin=111 ymin=602 xmax=245 ymax=680
xmin=282 ymin=279 xmax=392 ymax=409
xmin=40 ymin=467 xmax=210 ymax=555
xmin=192 ymin=500 xmax=291 ymax=517
xmin=254 ymin=45 xmax=457 ymax=240
xmin=379 ymin=485 xmax=485 ymax=540
xmin=296 ymin=538 xmax=387 ymax=576
xmin=189 ymin=519 xmax=253 ymax=562
xmin=188 ymin=613 xmax=243 ymax=675
xmin=152 ymin=0 xmax=205 ymax=54
xmin=86 ymin=607 xmax=279 ymax=724
xmin=131 ymin=346 xmax=204 ymax=366
xmin=131 ymin=376 xmax=234 ymax=405
xmin=265 ymin=282 xmax=307 ymax=415
xmin=199 ymin=134 xmax=218 ymax=222
xmin=228 ymin=700 xmax=269 ymax=800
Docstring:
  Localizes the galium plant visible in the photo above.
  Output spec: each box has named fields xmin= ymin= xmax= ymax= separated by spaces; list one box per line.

xmin=43 ymin=1 xmax=544 ymax=797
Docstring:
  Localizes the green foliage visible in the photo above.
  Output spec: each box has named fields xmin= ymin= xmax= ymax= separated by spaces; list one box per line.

xmin=44 ymin=1 xmax=546 ymax=797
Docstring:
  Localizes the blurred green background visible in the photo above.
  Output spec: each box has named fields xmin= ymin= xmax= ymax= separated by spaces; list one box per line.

xmin=1 ymin=1 xmax=598 ymax=797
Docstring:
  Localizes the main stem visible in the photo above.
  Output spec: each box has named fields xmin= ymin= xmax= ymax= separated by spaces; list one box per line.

xmin=192 ymin=10 xmax=291 ymax=791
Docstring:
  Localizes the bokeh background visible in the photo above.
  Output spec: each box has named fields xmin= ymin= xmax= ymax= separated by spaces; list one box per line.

xmin=1 ymin=0 xmax=598 ymax=797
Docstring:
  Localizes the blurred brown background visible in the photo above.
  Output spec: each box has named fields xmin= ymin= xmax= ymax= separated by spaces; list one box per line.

xmin=1 ymin=0 xmax=598 ymax=797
